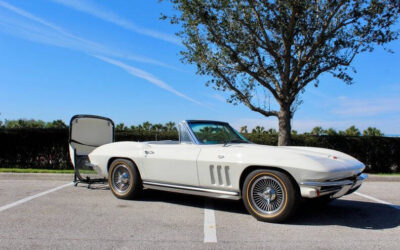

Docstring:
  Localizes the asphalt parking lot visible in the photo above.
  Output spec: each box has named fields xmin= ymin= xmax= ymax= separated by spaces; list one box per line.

xmin=0 ymin=174 xmax=399 ymax=249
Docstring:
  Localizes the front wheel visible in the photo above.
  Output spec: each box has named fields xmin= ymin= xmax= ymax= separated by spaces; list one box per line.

xmin=108 ymin=159 xmax=142 ymax=200
xmin=242 ymin=169 xmax=299 ymax=223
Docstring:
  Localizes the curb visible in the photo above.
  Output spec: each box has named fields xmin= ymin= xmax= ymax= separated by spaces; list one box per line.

xmin=0 ymin=173 xmax=399 ymax=182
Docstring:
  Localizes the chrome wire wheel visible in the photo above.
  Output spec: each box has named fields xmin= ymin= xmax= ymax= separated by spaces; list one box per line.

xmin=111 ymin=164 xmax=131 ymax=194
xmin=250 ymin=175 xmax=285 ymax=215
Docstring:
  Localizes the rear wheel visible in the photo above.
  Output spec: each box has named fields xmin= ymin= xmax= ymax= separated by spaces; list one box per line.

xmin=108 ymin=159 xmax=142 ymax=199
xmin=242 ymin=169 xmax=298 ymax=223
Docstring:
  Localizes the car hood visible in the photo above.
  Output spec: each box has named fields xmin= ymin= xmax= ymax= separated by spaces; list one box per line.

xmin=219 ymin=143 xmax=365 ymax=180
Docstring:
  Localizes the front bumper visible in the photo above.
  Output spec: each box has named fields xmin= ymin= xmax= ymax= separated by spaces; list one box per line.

xmin=299 ymin=173 xmax=368 ymax=198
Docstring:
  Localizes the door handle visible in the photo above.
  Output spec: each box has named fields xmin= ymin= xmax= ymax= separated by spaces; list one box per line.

xmin=145 ymin=150 xmax=154 ymax=155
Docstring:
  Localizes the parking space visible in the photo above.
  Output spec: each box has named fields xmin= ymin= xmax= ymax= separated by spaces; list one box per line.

xmin=0 ymin=175 xmax=399 ymax=249
xmin=0 ymin=180 xmax=70 ymax=207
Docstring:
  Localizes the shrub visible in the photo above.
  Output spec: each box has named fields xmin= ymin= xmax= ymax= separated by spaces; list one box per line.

xmin=0 ymin=129 xmax=398 ymax=173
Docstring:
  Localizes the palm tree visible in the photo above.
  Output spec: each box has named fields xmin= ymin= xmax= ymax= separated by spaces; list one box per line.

xmin=130 ymin=125 xmax=137 ymax=131
xmin=151 ymin=123 xmax=164 ymax=132
xmin=116 ymin=123 xmax=126 ymax=131
xmin=363 ymin=127 xmax=383 ymax=136
xmin=252 ymin=126 xmax=265 ymax=135
xmin=142 ymin=121 xmax=152 ymax=131
xmin=326 ymin=128 xmax=338 ymax=136
xmin=266 ymin=128 xmax=277 ymax=135
xmin=135 ymin=124 xmax=143 ymax=132
xmin=310 ymin=126 xmax=325 ymax=136
xmin=344 ymin=126 xmax=361 ymax=136
xmin=240 ymin=126 xmax=248 ymax=133
xmin=165 ymin=122 xmax=176 ymax=131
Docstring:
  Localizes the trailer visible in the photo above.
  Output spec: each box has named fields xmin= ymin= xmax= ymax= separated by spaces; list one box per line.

xmin=69 ymin=114 xmax=114 ymax=188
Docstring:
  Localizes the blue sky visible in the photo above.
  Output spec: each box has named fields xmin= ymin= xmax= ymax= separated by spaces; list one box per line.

xmin=0 ymin=0 xmax=399 ymax=134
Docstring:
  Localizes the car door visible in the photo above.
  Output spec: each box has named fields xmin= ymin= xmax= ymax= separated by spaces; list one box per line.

xmin=196 ymin=144 xmax=244 ymax=191
xmin=141 ymin=143 xmax=201 ymax=186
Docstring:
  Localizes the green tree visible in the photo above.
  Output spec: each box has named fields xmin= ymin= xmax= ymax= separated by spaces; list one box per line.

xmin=142 ymin=121 xmax=152 ymax=131
xmin=240 ymin=125 xmax=248 ymax=133
xmin=363 ymin=127 xmax=384 ymax=136
xmin=252 ymin=126 xmax=265 ymax=135
xmin=266 ymin=128 xmax=278 ymax=135
xmin=344 ymin=125 xmax=361 ymax=136
xmin=291 ymin=130 xmax=298 ymax=135
xmin=115 ymin=123 xmax=127 ymax=131
xmin=310 ymin=126 xmax=325 ymax=136
xmin=151 ymin=123 xmax=164 ymax=132
xmin=46 ymin=120 xmax=67 ymax=129
xmin=136 ymin=124 xmax=144 ymax=132
xmin=165 ymin=121 xmax=177 ymax=131
xmin=325 ymin=128 xmax=338 ymax=136
xmin=164 ymin=0 xmax=399 ymax=145
xmin=5 ymin=119 xmax=46 ymax=128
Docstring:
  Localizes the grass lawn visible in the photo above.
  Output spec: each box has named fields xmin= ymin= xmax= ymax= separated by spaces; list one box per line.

xmin=0 ymin=168 xmax=96 ymax=174
xmin=373 ymin=173 xmax=400 ymax=176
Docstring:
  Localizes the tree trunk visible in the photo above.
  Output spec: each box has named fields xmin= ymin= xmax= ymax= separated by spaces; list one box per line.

xmin=278 ymin=105 xmax=291 ymax=146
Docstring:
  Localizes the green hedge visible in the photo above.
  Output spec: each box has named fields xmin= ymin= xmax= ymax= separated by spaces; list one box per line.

xmin=0 ymin=129 xmax=398 ymax=173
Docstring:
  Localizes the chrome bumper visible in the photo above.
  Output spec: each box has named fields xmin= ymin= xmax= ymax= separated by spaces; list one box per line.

xmin=300 ymin=173 xmax=368 ymax=198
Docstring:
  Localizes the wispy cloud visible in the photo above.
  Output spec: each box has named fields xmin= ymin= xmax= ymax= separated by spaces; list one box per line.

xmin=331 ymin=96 xmax=400 ymax=117
xmin=0 ymin=0 xmax=178 ymax=70
xmin=94 ymin=55 xmax=204 ymax=106
xmin=210 ymin=93 xmax=227 ymax=103
xmin=49 ymin=0 xmax=181 ymax=46
xmin=0 ymin=1 xmax=202 ymax=106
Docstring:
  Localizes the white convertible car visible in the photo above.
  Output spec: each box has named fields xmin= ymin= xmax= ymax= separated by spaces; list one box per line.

xmin=69 ymin=115 xmax=367 ymax=222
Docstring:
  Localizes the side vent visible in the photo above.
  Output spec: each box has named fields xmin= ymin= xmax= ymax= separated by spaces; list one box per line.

xmin=224 ymin=166 xmax=231 ymax=186
xmin=217 ymin=165 xmax=223 ymax=185
xmin=210 ymin=165 xmax=216 ymax=184
xmin=209 ymin=164 xmax=231 ymax=187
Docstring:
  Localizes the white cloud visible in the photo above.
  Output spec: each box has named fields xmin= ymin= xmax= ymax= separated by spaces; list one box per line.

xmin=93 ymin=55 xmax=204 ymax=106
xmin=50 ymin=0 xmax=181 ymax=45
xmin=210 ymin=93 xmax=227 ymax=103
xmin=0 ymin=1 xmax=203 ymax=106
xmin=0 ymin=0 xmax=178 ymax=70
xmin=331 ymin=96 xmax=400 ymax=117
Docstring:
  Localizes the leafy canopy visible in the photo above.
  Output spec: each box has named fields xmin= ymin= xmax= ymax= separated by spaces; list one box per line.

xmin=163 ymin=0 xmax=399 ymax=117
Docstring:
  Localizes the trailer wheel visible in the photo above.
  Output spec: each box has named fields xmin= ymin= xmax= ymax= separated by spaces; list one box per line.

xmin=108 ymin=159 xmax=142 ymax=199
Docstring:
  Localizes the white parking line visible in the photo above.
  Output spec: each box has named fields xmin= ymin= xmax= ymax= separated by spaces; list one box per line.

xmin=204 ymin=199 xmax=217 ymax=243
xmin=0 ymin=182 xmax=73 ymax=212
xmin=354 ymin=192 xmax=400 ymax=210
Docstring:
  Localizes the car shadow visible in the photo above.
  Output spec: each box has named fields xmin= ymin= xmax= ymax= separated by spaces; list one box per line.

xmin=75 ymin=183 xmax=110 ymax=190
xmin=138 ymin=189 xmax=399 ymax=230
xmin=287 ymin=199 xmax=400 ymax=230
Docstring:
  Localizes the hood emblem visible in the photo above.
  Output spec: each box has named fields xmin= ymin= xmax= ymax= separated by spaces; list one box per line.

xmin=329 ymin=155 xmax=338 ymax=160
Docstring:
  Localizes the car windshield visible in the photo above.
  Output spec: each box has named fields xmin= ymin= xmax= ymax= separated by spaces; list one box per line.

xmin=188 ymin=122 xmax=249 ymax=145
